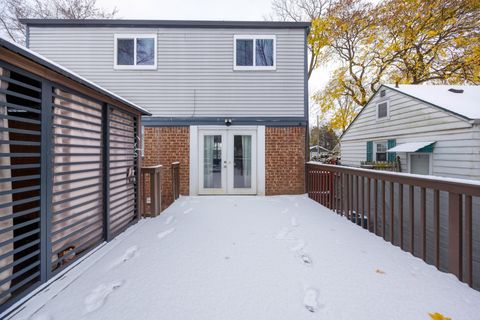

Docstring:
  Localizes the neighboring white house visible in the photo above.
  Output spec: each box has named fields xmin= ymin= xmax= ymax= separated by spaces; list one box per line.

xmin=340 ymin=84 xmax=480 ymax=180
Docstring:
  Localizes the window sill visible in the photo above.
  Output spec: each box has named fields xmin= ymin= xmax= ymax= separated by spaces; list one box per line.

xmin=233 ymin=67 xmax=277 ymax=71
xmin=113 ymin=65 xmax=158 ymax=70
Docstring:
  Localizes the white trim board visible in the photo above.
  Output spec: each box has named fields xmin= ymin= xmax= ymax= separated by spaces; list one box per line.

xmin=189 ymin=125 xmax=198 ymax=196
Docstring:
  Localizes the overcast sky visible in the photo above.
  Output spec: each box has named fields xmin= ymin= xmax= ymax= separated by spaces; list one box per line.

xmin=97 ymin=0 xmax=330 ymax=123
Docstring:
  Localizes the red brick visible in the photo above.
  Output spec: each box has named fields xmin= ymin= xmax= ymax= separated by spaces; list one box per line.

xmin=265 ymin=127 xmax=305 ymax=195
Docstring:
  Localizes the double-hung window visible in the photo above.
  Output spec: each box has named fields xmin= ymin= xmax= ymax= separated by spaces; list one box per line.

xmin=114 ymin=34 xmax=157 ymax=69
xmin=234 ymin=35 xmax=276 ymax=70
xmin=375 ymin=141 xmax=388 ymax=161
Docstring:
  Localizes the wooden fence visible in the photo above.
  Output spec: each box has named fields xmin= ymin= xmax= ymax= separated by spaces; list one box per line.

xmin=306 ymin=162 xmax=479 ymax=289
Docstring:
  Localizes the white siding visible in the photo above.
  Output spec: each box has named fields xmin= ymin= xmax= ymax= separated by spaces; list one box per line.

xmin=28 ymin=27 xmax=306 ymax=118
xmin=340 ymin=87 xmax=480 ymax=180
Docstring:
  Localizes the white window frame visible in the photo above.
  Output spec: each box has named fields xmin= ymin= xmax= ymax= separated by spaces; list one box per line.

xmin=374 ymin=140 xmax=388 ymax=162
xmin=114 ymin=34 xmax=157 ymax=70
xmin=376 ymin=100 xmax=390 ymax=121
xmin=233 ymin=35 xmax=276 ymax=71
xmin=408 ymin=153 xmax=433 ymax=175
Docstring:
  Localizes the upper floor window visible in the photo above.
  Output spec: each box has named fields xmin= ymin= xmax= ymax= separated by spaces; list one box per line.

xmin=114 ymin=34 xmax=157 ymax=70
xmin=376 ymin=101 xmax=390 ymax=120
xmin=234 ymin=35 xmax=276 ymax=70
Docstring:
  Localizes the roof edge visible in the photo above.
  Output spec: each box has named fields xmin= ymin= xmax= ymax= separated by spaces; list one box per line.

xmin=20 ymin=19 xmax=311 ymax=29
xmin=383 ymin=84 xmax=475 ymax=121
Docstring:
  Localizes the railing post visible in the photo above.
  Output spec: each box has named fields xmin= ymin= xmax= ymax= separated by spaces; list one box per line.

xmin=141 ymin=165 xmax=162 ymax=217
xmin=171 ymin=162 xmax=180 ymax=201
xmin=448 ymin=192 xmax=462 ymax=280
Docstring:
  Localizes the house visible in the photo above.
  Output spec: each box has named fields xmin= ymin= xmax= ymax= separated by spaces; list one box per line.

xmin=22 ymin=19 xmax=310 ymax=204
xmin=0 ymin=37 xmax=149 ymax=312
xmin=309 ymin=145 xmax=330 ymax=160
xmin=340 ymin=84 xmax=480 ymax=180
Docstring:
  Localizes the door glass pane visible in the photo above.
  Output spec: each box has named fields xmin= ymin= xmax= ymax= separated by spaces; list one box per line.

xmin=233 ymin=135 xmax=252 ymax=188
xmin=410 ymin=154 xmax=430 ymax=175
xmin=204 ymin=135 xmax=222 ymax=188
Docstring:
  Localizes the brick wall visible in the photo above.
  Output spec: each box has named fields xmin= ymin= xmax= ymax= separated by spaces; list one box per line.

xmin=143 ymin=127 xmax=189 ymax=210
xmin=265 ymin=126 xmax=306 ymax=195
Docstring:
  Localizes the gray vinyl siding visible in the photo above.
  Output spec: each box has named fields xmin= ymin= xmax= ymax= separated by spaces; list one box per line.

xmin=28 ymin=27 xmax=306 ymax=118
xmin=340 ymin=87 xmax=480 ymax=180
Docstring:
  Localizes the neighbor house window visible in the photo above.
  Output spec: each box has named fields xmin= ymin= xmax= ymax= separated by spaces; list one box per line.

xmin=114 ymin=34 xmax=157 ymax=69
xmin=234 ymin=35 xmax=276 ymax=70
xmin=375 ymin=141 xmax=387 ymax=161
xmin=376 ymin=101 xmax=390 ymax=120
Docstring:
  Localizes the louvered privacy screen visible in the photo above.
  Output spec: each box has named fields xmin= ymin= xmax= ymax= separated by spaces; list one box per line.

xmin=51 ymin=89 xmax=104 ymax=271
xmin=0 ymin=65 xmax=43 ymax=308
xmin=108 ymin=107 xmax=138 ymax=237
xmin=0 ymin=61 xmax=140 ymax=314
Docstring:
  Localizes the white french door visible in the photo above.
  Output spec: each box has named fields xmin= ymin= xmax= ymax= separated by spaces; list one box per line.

xmin=198 ymin=128 xmax=257 ymax=195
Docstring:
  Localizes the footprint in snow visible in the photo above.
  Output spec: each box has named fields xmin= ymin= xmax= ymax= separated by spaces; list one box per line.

xmin=110 ymin=246 xmax=137 ymax=269
xmin=180 ymin=201 xmax=187 ymax=207
xmin=281 ymin=208 xmax=289 ymax=214
xmin=293 ymin=202 xmax=299 ymax=208
xmin=183 ymin=208 xmax=193 ymax=214
xmin=31 ymin=314 xmax=53 ymax=320
xmin=300 ymin=253 xmax=313 ymax=266
xmin=304 ymin=288 xmax=319 ymax=313
xmin=290 ymin=217 xmax=298 ymax=227
xmin=158 ymin=228 xmax=175 ymax=239
xmin=84 ymin=281 xmax=123 ymax=314
xmin=290 ymin=239 xmax=306 ymax=252
xmin=165 ymin=216 xmax=175 ymax=225
xmin=275 ymin=227 xmax=292 ymax=240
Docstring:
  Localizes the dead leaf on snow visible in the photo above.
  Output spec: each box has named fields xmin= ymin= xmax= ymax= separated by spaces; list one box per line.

xmin=429 ymin=312 xmax=452 ymax=320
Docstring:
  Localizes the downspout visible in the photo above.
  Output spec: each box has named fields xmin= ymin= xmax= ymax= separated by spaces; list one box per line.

xmin=304 ymin=27 xmax=310 ymax=193
xmin=25 ymin=25 xmax=30 ymax=48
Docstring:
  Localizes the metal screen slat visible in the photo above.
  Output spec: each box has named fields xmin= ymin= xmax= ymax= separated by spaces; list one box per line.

xmin=49 ymin=88 xmax=104 ymax=274
xmin=0 ymin=65 xmax=42 ymax=309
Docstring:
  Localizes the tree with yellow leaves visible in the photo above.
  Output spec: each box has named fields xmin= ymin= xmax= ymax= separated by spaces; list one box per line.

xmin=313 ymin=68 xmax=362 ymax=132
xmin=381 ymin=0 xmax=480 ymax=85
xmin=305 ymin=0 xmax=480 ymax=132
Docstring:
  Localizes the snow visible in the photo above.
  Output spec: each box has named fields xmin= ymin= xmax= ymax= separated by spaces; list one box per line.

xmin=0 ymin=36 xmax=150 ymax=115
xmin=8 ymin=195 xmax=480 ymax=320
xmin=384 ymin=84 xmax=480 ymax=120
xmin=387 ymin=141 xmax=435 ymax=152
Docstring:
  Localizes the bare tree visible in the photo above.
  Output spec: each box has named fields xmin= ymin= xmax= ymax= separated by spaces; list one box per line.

xmin=268 ymin=0 xmax=331 ymax=78
xmin=0 ymin=0 xmax=117 ymax=45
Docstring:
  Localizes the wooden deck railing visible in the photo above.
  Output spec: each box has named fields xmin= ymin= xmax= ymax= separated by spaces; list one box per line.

xmin=141 ymin=165 xmax=162 ymax=217
xmin=172 ymin=162 xmax=180 ymax=201
xmin=306 ymin=162 xmax=479 ymax=289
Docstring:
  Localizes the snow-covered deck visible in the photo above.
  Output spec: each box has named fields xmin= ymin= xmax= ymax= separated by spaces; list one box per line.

xmin=11 ymin=196 xmax=480 ymax=320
